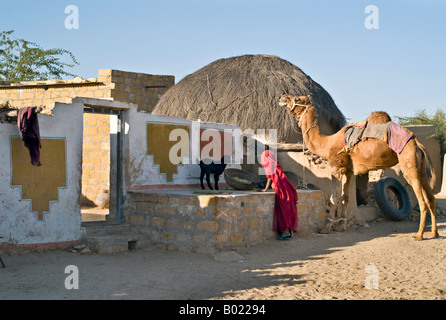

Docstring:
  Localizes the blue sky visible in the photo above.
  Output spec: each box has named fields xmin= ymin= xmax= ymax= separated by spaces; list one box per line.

xmin=1 ymin=0 xmax=445 ymax=122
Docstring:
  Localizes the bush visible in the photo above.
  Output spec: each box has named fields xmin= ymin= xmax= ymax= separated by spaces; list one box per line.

xmin=0 ymin=30 xmax=78 ymax=81
xmin=397 ymin=108 xmax=446 ymax=162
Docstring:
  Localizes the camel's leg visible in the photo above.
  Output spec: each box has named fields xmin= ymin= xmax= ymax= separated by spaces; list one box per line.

xmin=422 ymin=182 xmax=438 ymax=238
xmin=334 ymin=172 xmax=352 ymax=232
xmin=416 ymin=140 xmax=438 ymax=238
xmin=400 ymin=162 xmax=428 ymax=241
xmin=398 ymin=142 xmax=437 ymax=240
xmin=413 ymin=183 xmax=428 ymax=241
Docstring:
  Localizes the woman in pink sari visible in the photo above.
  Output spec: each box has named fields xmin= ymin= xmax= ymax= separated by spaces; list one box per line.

xmin=260 ymin=149 xmax=298 ymax=240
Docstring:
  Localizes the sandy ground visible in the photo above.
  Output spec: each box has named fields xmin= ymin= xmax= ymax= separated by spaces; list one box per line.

xmin=1 ymin=214 xmax=446 ymax=301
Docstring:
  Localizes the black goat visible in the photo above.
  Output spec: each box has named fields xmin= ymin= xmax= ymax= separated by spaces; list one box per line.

xmin=199 ymin=156 xmax=229 ymax=190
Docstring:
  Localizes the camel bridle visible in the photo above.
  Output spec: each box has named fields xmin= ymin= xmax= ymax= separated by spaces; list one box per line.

xmin=289 ymin=98 xmax=311 ymax=127
xmin=290 ymin=99 xmax=310 ymax=112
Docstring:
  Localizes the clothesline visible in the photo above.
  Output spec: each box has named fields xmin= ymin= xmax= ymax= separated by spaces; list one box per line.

xmin=1 ymin=103 xmax=43 ymax=167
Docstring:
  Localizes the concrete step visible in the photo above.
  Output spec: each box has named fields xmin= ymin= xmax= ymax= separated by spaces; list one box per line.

xmin=82 ymin=223 xmax=150 ymax=254
xmin=83 ymin=222 xmax=133 ymax=235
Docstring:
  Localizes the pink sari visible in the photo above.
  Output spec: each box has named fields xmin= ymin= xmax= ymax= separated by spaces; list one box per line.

xmin=261 ymin=150 xmax=298 ymax=233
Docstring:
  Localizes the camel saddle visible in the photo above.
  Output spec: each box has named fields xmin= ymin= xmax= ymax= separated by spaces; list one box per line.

xmin=340 ymin=121 xmax=414 ymax=154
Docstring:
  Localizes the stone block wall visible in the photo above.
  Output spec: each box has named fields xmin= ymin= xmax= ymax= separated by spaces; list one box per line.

xmin=99 ymin=69 xmax=174 ymax=113
xmin=81 ymin=113 xmax=111 ymax=205
xmin=297 ymin=190 xmax=328 ymax=233
xmin=0 ymin=80 xmax=111 ymax=110
xmin=125 ymin=189 xmax=327 ymax=253
xmin=0 ymin=69 xmax=174 ymax=113
xmin=125 ymin=191 xmax=275 ymax=254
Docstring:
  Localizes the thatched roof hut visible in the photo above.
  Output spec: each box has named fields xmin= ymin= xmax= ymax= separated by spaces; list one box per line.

xmin=153 ymin=54 xmax=345 ymax=143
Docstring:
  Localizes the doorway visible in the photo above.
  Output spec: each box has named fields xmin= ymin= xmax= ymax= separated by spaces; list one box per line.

xmin=81 ymin=106 xmax=123 ymax=223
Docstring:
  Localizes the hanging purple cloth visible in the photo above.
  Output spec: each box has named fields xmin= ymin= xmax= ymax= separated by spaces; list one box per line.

xmin=17 ymin=107 xmax=41 ymax=167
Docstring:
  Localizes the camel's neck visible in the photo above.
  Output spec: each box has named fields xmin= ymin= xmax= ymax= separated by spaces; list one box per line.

xmin=297 ymin=106 xmax=336 ymax=159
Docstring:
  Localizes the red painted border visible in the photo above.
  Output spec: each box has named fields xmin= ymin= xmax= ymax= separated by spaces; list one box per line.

xmin=0 ymin=240 xmax=79 ymax=254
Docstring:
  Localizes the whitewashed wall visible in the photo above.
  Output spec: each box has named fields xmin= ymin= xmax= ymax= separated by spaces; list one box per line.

xmin=0 ymin=101 xmax=84 ymax=245
xmin=124 ymin=108 xmax=242 ymax=188
xmin=0 ymin=97 xmax=242 ymax=247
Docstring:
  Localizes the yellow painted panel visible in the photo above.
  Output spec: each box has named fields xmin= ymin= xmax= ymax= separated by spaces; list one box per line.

xmin=147 ymin=123 xmax=190 ymax=183
xmin=11 ymin=137 xmax=67 ymax=220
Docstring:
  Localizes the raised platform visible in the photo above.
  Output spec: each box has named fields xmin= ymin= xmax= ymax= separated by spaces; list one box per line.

xmin=124 ymin=187 xmax=327 ymax=254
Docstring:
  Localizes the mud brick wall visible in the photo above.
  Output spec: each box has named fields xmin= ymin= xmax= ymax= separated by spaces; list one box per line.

xmin=125 ymin=189 xmax=327 ymax=253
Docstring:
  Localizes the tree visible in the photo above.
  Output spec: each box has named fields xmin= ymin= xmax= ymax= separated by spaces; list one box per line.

xmin=0 ymin=30 xmax=79 ymax=82
xmin=397 ymin=108 xmax=446 ymax=161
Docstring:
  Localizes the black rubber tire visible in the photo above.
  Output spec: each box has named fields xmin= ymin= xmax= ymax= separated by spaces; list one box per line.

xmin=374 ymin=177 xmax=411 ymax=221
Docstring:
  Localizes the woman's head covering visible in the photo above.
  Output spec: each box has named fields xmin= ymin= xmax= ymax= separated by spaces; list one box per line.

xmin=260 ymin=150 xmax=277 ymax=176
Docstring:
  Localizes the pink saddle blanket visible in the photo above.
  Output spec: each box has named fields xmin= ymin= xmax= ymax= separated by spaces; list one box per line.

xmin=344 ymin=121 xmax=413 ymax=154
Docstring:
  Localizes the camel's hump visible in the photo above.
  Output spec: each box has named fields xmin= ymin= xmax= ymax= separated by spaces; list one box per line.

xmin=367 ymin=111 xmax=392 ymax=124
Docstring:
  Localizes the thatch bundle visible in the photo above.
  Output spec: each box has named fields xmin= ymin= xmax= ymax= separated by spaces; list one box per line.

xmin=153 ymin=54 xmax=345 ymax=143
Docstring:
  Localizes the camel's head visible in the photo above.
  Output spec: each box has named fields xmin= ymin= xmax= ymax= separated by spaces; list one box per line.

xmin=279 ymin=94 xmax=312 ymax=115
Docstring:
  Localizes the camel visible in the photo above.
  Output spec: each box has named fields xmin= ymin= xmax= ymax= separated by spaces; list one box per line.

xmin=279 ymin=94 xmax=438 ymax=240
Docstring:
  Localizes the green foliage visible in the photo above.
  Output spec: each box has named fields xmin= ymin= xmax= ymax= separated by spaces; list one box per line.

xmin=0 ymin=30 xmax=79 ymax=81
xmin=397 ymin=108 xmax=446 ymax=159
